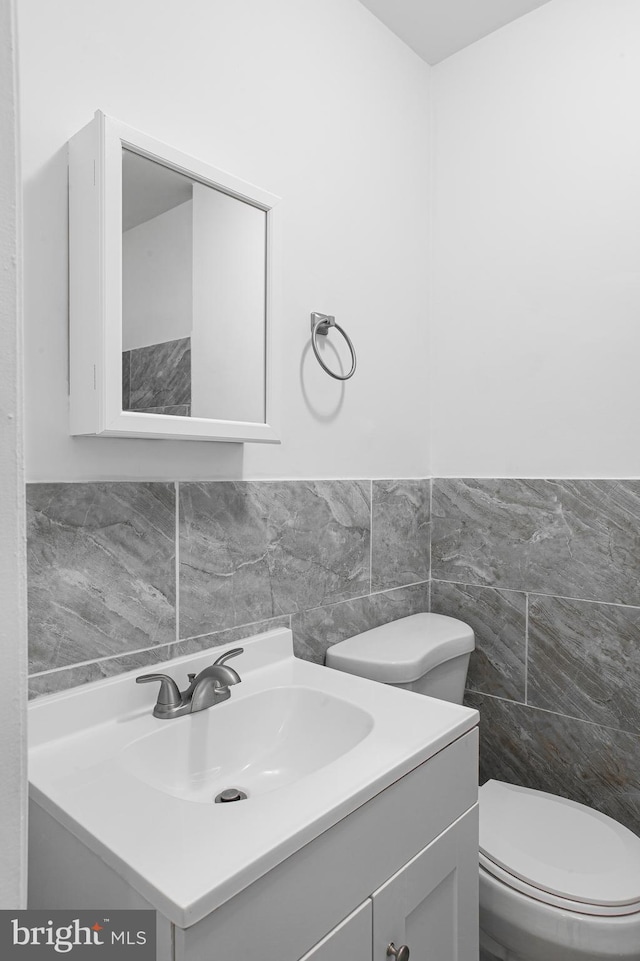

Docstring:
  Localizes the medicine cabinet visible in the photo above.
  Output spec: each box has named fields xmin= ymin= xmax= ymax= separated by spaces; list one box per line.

xmin=68 ymin=111 xmax=281 ymax=442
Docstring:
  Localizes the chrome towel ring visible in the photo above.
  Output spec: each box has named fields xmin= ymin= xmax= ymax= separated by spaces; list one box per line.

xmin=310 ymin=312 xmax=357 ymax=381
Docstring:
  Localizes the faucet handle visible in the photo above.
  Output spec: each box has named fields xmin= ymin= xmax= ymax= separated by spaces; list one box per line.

xmin=136 ymin=673 xmax=182 ymax=707
xmin=213 ymin=647 xmax=243 ymax=667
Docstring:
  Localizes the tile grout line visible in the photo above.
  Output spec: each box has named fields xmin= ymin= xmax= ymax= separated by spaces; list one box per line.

xmin=427 ymin=577 xmax=640 ymax=611
xmin=524 ymin=593 xmax=529 ymax=705
xmin=428 ymin=477 xmax=433 ymax=611
xmin=465 ymin=689 xmax=640 ymax=741
xmin=29 ymin=639 xmax=179 ymax=677
xmin=29 ymin=581 xmax=433 ymax=682
xmin=175 ymin=480 xmax=180 ymax=644
xmin=177 ymin=614 xmax=291 ymax=646
xmin=30 ymin=615 xmax=293 ymax=681
xmin=369 ymin=479 xmax=373 ymax=596
xmin=171 ymin=581 xmax=431 ymax=646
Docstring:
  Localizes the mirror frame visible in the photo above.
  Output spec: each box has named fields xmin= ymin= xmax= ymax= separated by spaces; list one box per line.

xmin=68 ymin=110 xmax=281 ymax=443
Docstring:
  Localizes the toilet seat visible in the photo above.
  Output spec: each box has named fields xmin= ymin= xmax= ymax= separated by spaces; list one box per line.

xmin=479 ymin=853 xmax=640 ymax=917
xmin=479 ymin=780 xmax=640 ymax=918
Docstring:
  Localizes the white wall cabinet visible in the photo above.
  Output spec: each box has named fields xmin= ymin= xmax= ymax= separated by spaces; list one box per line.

xmin=67 ymin=111 xmax=281 ymax=444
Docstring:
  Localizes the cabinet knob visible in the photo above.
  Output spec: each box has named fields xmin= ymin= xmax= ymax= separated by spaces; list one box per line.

xmin=387 ymin=943 xmax=410 ymax=961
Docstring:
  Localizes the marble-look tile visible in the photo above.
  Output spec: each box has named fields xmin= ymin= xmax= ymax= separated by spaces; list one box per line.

xmin=179 ymin=480 xmax=371 ymax=639
xmin=292 ymin=583 xmax=429 ymax=665
xmin=129 ymin=336 xmax=191 ymax=410
xmin=27 ymin=483 xmax=175 ymax=673
xmin=171 ymin=615 xmax=291 ymax=658
xmin=28 ymin=616 xmax=291 ymax=699
xmin=527 ymin=595 xmax=640 ymax=734
xmin=371 ymin=479 xmax=430 ymax=591
xmin=431 ymin=580 xmax=526 ymax=701
xmin=465 ymin=692 xmax=640 ymax=837
xmin=122 ymin=351 xmax=131 ymax=409
xmin=28 ymin=643 xmax=175 ymax=699
xmin=432 ymin=478 xmax=640 ymax=604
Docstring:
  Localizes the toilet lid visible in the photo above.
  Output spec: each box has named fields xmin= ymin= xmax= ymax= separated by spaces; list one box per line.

xmin=479 ymin=781 xmax=640 ymax=911
xmin=325 ymin=613 xmax=474 ymax=684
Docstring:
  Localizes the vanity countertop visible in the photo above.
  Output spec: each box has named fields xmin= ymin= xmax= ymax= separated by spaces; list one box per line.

xmin=29 ymin=628 xmax=478 ymax=928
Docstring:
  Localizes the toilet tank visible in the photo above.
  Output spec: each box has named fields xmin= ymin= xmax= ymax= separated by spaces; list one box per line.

xmin=325 ymin=613 xmax=474 ymax=705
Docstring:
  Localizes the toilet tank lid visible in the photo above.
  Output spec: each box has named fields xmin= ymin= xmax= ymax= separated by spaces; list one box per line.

xmin=325 ymin=613 xmax=474 ymax=684
xmin=479 ymin=780 xmax=640 ymax=908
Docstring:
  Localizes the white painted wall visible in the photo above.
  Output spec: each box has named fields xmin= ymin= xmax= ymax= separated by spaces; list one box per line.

xmin=19 ymin=0 xmax=430 ymax=481
xmin=0 ymin=0 xmax=28 ymax=908
xmin=122 ymin=200 xmax=193 ymax=351
xmin=431 ymin=0 xmax=640 ymax=477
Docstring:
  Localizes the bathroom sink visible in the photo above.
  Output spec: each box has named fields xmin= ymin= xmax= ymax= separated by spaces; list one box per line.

xmin=29 ymin=627 xmax=477 ymax=927
xmin=118 ymin=686 xmax=374 ymax=802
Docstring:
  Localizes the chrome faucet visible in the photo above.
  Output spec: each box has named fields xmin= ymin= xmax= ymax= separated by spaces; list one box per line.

xmin=136 ymin=648 xmax=243 ymax=719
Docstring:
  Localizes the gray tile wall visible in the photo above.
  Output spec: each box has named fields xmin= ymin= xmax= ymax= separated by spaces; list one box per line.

xmin=431 ymin=478 xmax=640 ymax=835
xmin=27 ymin=474 xmax=640 ymax=835
xmin=27 ymin=478 xmax=430 ymax=698
xmin=122 ymin=336 xmax=191 ymax=416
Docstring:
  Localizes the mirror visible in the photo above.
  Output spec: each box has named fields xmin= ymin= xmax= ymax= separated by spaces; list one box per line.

xmin=121 ymin=150 xmax=267 ymax=423
xmin=68 ymin=111 xmax=280 ymax=443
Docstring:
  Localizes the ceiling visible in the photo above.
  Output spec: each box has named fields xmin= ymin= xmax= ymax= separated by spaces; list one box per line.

xmin=357 ymin=0 xmax=553 ymax=65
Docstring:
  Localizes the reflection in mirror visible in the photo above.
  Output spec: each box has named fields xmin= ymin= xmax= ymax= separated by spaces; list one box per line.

xmin=121 ymin=149 xmax=267 ymax=423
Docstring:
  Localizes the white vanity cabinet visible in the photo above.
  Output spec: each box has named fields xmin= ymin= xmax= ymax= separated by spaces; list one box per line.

xmin=297 ymin=807 xmax=478 ymax=961
xmin=298 ymin=902 xmax=372 ymax=961
xmin=371 ymin=807 xmax=478 ymax=961
xmin=28 ymin=632 xmax=479 ymax=961
xmin=30 ymin=729 xmax=478 ymax=961
xmin=181 ymin=731 xmax=480 ymax=961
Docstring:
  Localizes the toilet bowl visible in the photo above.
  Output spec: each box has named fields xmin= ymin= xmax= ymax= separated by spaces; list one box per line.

xmin=326 ymin=613 xmax=640 ymax=961
xmin=479 ymin=780 xmax=640 ymax=961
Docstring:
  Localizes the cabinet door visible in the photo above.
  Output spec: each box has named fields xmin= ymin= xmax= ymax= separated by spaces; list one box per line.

xmin=372 ymin=806 xmax=478 ymax=961
xmin=298 ymin=901 xmax=372 ymax=961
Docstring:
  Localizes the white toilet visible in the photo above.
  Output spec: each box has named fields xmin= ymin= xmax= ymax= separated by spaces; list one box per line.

xmin=326 ymin=613 xmax=640 ymax=961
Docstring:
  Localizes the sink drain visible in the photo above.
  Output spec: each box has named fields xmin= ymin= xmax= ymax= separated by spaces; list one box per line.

xmin=215 ymin=788 xmax=248 ymax=803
